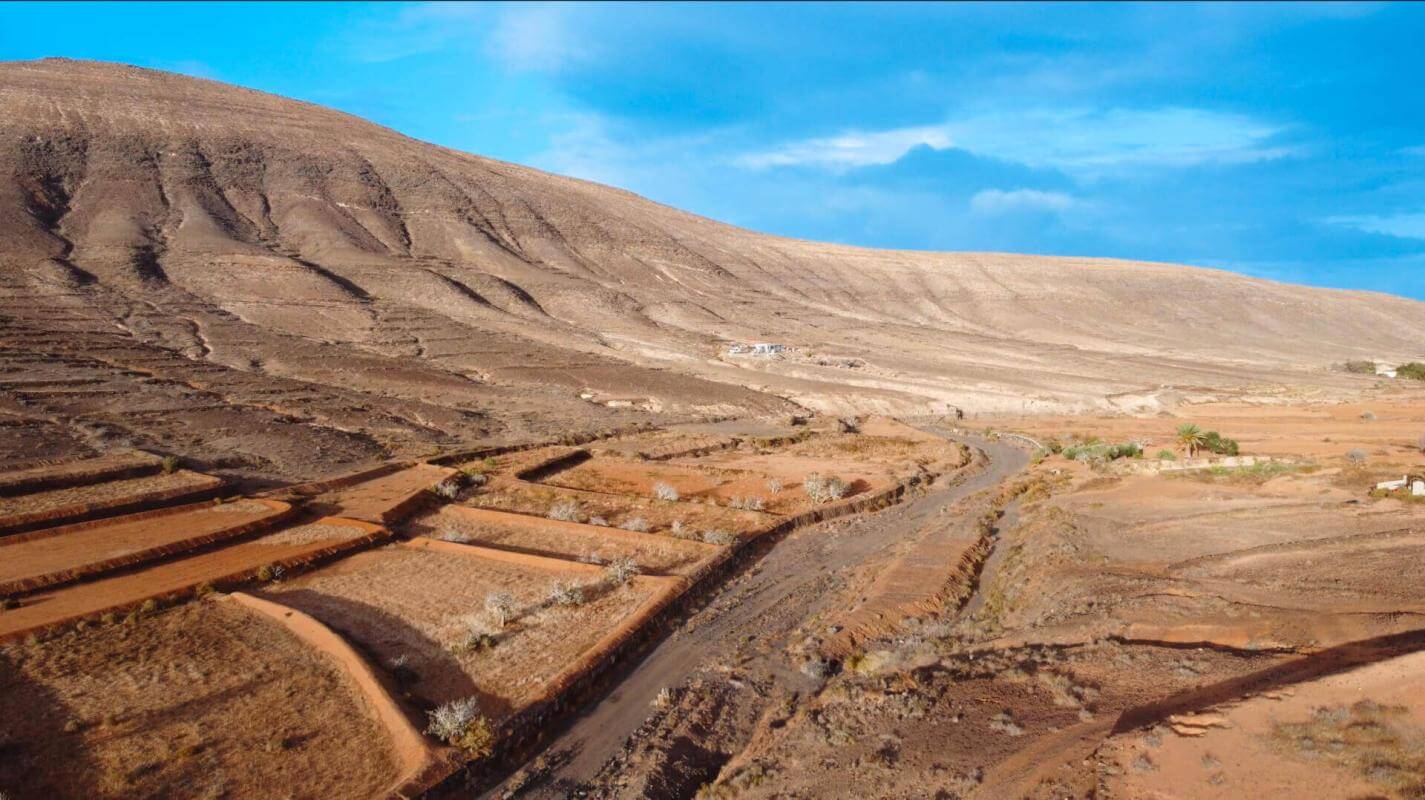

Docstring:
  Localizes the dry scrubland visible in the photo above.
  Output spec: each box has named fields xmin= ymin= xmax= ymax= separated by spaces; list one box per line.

xmin=4 ymin=59 xmax=1425 ymax=800
xmin=0 ymin=418 xmax=957 ymax=798
xmin=656 ymin=398 xmax=1425 ymax=799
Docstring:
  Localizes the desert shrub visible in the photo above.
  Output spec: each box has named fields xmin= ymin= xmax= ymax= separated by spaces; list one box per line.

xmin=619 ymin=516 xmax=650 ymax=533
xmin=702 ymin=529 xmax=738 ymax=546
xmin=764 ymin=478 xmax=783 ymax=494
xmin=652 ymin=687 xmax=675 ymax=710
xmin=451 ymin=614 xmax=499 ymax=654
xmin=1361 ymin=410 xmax=1377 ymax=421
xmin=437 ymin=530 xmax=473 ymax=544
xmin=547 ymin=499 xmax=582 ymax=522
xmin=1061 ymin=441 xmax=1142 ymax=462
xmin=1201 ymin=431 xmax=1239 ymax=456
xmin=588 ymin=515 xmax=609 ymax=527
xmin=548 ymin=580 xmax=586 ymax=606
xmin=653 ymin=482 xmax=680 ymax=501
xmin=603 ymin=556 xmax=640 ymax=586
xmin=255 ymin=564 xmax=285 ymax=582
xmin=670 ymin=520 xmax=692 ymax=539
xmin=425 ymin=697 xmax=494 ymax=754
xmin=1341 ymin=360 xmax=1377 ymax=374
xmin=160 ymin=455 xmax=180 ymax=474
xmin=432 ymin=478 xmax=463 ymax=501
xmin=1398 ymin=362 xmax=1425 ymax=381
xmin=484 ymin=591 xmax=515 ymax=627
xmin=803 ymin=473 xmax=849 ymax=504
xmin=1156 ymin=449 xmax=1176 ymax=460
xmin=1346 ymin=448 xmax=1369 ymax=464
xmin=800 ymin=658 xmax=829 ymax=680
xmin=730 ymin=495 xmax=765 ymax=511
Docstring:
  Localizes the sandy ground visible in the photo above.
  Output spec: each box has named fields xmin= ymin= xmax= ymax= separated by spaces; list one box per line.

xmin=0 ymin=519 xmax=377 ymax=640
xmin=262 ymin=543 xmax=656 ymax=724
xmin=407 ymin=505 xmax=717 ymax=576
xmin=0 ymin=499 xmax=287 ymax=594
xmin=0 ymin=600 xmax=399 ymax=800
xmin=1099 ymin=646 xmax=1425 ymax=798
xmin=0 ymin=470 xmax=221 ymax=528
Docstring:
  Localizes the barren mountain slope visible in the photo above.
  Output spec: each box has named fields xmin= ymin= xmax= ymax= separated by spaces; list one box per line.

xmin=2 ymin=59 xmax=1423 ymax=474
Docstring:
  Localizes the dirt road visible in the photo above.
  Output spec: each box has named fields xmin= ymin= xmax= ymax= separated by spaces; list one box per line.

xmin=485 ymin=429 xmax=1029 ymax=798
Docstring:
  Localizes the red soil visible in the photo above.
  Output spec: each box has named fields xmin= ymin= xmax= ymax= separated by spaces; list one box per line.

xmin=0 ymin=499 xmax=291 ymax=596
xmin=0 ymin=517 xmax=385 ymax=641
xmin=408 ymin=505 xmax=719 ymax=576
xmin=315 ymin=463 xmax=456 ymax=523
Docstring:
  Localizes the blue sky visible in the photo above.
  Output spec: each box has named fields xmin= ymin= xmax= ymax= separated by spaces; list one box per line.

xmin=4 ymin=2 xmax=1425 ymax=299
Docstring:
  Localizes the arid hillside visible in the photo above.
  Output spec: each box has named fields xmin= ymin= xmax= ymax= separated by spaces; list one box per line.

xmin=2 ymin=59 xmax=1424 ymax=480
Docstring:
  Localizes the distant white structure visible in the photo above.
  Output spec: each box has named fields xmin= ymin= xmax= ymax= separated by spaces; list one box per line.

xmin=1375 ymin=475 xmax=1425 ymax=496
xmin=1376 ymin=362 xmax=1399 ymax=378
xmin=727 ymin=342 xmax=787 ymax=357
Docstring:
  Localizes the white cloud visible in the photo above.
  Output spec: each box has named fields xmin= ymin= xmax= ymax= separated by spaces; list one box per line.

xmin=736 ymin=107 xmax=1290 ymax=176
xmin=735 ymin=125 xmax=953 ymax=171
xmin=486 ymin=3 xmax=593 ymax=72
xmin=970 ymin=189 xmax=1076 ymax=215
xmin=1329 ymin=212 xmax=1425 ymax=240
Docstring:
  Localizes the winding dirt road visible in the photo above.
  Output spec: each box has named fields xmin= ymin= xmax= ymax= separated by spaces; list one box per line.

xmin=483 ymin=428 xmax=1030 ymax=798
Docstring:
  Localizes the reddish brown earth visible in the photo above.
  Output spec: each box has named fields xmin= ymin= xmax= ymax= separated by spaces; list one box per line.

xmin=3 ymin=58 xmax=1425 ymax=494
xmin=0 ymin=600 xmax=401 ymax=800
xmin=0 ymin=517 xmax=383 ymax=641
xmin=0 ymin=498 xmax=290 ymax=595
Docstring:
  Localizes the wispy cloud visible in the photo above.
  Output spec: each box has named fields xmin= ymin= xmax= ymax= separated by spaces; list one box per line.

xmin=971 ymin=188 xmax=1076 ymax=215
xmin=735 ymin=125 xmax=952 ymax=171
xmin=486 ymin=2 xmax=593 ymax=72
xmin=736 ymin=107 xmax=1291 ymax=176
xmin=1329 ymin=212 xmax=1425 ymax=240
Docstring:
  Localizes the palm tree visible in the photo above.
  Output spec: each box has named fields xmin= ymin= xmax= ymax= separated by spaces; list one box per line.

xmin=1176 ymin=423 xmax=1206 ymax=458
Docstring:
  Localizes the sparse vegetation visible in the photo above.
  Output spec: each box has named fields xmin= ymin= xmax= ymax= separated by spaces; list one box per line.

xmin=1361 ymin=410 xmax=1377 ymax=421
xmin=425 ymin=697 xmax=495 ymax=754
xmin=484 ymin=591 xmax=515 ymax=627
xmin=653 ymin=481 xmax=680 ymax=501
xmin=803 ymin=473 xmax=849 ymax=504
xmin=1170 ymin=460 xmax=1314 ymax=485
xmin=702 ymin=529 xmax=738 ymax=546
xmin=451 ymin=614 xmax=499 ymax=654
xmin=432 ymin=477 xmax=464 ymax=501
xmin=1061 ymin=441 xmax=1142 ymax=462
xmin=160 ymin=455 xmax=180 ymax=474
xmin=1341 ymin=360 xmax=1377 ymax=374
xmin=437 ymin=530 xmax=474 ymax=544
xmin=729 ymin=495 xmax=765 ymax=511
xmin=255 ymin=564 xmax=285 ymax=582
xmin=547 ymin=498 xmax=582 ymax=522
xmin=603 ymin=556 xmax=640 ymax=585
xmin=587 ymin=515 xmax=609 ymax=527
xmin=670 ymin=519 xmax=690 ymax=539
xmin=652 ymin=687 xmax=675 ymax=710
xmin=765 ymin=478 xmax=783 ymax=494
xmin=619 ymin=516 xmax=650 ymax=533
xmin=1346 ymin=448 xmax=1370 ymax=464
xmin=1398 ymin=362 xmax=1425 ymax=381
xmin=1156 ymin=449 xmax=1175 ymax=460
xmin=548 ymin=580 xmax=587 ymax=606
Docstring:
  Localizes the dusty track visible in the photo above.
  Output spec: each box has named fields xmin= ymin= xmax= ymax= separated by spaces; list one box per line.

xmin=483 ymin=428 xmax=1029 ymax=797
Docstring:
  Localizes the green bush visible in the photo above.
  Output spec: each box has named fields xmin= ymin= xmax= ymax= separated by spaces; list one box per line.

xmin=1156 ymin=450 xmax=1176 ymax=460
xmin=1398 ymin=362 xmax=1425 ymax=381
xmin=1341 ymin=360 xmax=1376 ymax=374
xmin=1201 ymin=431 xmax=1239 ymax=456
